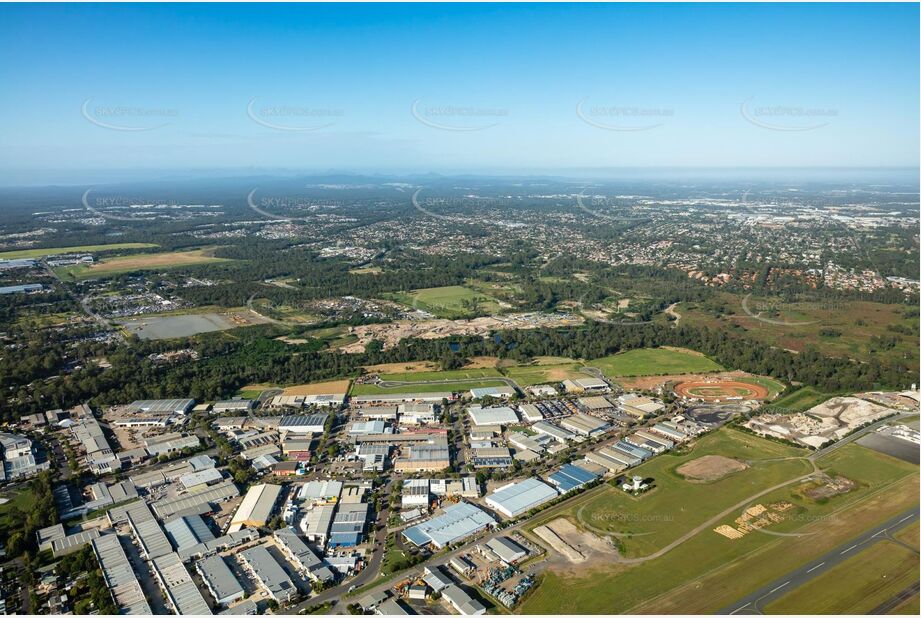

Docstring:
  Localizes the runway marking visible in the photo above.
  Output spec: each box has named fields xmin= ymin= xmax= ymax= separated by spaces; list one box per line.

xmin=898 ymin=514 xmax=914 ymax=523
xmin=806 ymin=562 xmax=825 ymax=573
xmin=729 ymin=602 xmax=751 ymax=614
xmin=768 ymin=581 xmax=790 ymax=595
xmin=841 ymin=544 xmax=857 ymax=554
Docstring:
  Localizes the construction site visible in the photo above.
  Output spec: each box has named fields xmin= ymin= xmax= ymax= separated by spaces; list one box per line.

xmin=530 ymin=517 xmax=618 ymax=564
xmin=745 ymin=396 xmax=899 ymax=448
xmin=339 ymin=312 xmax=584 ymax=353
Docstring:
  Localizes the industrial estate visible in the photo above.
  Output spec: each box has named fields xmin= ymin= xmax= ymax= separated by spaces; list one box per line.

xmin=0 ymin=1 xmax=919 ymax=617
xmin=1 ymin=355 xmax=918 ymax=615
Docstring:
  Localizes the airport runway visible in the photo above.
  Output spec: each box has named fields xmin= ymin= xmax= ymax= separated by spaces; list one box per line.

xmin=719 ymin=506 xmax=919 ymax=615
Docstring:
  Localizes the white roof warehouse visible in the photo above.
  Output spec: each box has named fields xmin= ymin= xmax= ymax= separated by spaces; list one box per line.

xmin=231 ymin=483 xmax=283 ymax=528
xmin=467 ymin=406 xmax=519 ymax=427
xmin=485 ymin=478 xmax=559 ymax=518
xmin=278 ymin=414 xmax=328 ymax=434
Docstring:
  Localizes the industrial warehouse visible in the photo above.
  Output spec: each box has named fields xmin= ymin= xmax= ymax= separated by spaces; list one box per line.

xmin=5 ymin=346 xmax=872 ymax=618
xmin=403 ymin=502 xmax=496 ymax=548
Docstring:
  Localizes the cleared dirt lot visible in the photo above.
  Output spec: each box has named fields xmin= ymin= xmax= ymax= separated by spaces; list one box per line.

xmin=531 ymin=517 xmax=617 ymax=565
xmin=281 ymin=379 xmax=352 ymax=395
xmin=361 ymin=361 xmax=437 ymax=374
xmin=676 ymin=455 xmax=748 ymax=482
xmin=340 ymin=312 xmax=583 ymax=353
xmin=618 ymin=370 xmax=754 ymax=390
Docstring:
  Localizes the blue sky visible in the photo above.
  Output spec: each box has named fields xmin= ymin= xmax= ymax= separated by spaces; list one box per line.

xmin=0 ymin=2 xmax=917 ymax=181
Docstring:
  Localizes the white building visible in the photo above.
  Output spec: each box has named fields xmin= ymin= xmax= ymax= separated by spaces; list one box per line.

xmin=467 ymin=406 xmax=519 ymax=427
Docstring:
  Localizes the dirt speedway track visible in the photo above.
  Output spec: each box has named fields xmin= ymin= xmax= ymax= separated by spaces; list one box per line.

xmin=675 ymin=379 xmax=769 ymax=401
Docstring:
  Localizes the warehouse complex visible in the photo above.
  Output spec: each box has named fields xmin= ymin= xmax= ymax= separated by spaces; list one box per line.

xmin=403 ymin=502 xmax=496 ymax=548
xmin=485 ymin=478 xmax=559 ymax=518
xmin=231 ymin=483 xmax=283 ymax=528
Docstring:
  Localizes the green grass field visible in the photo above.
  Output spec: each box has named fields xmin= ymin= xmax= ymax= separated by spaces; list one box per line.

xmin=737 ymin=376 xmax=787 ymax=399
xmin=251 ymin=299 xmax=320 ymax=324
xmin=55 ymin=248 xmax=230 ymax=280
xmin=349 ymin=379 xmax=507 ymax=396
xmin=565 ymin=428 xmax=809 ymax=557
xmin=350 ymin=366 xmax=507 ymax=395
xmin=0 ymin=242 xmax=158 ymax=259
xmin=766 ymin=386 xmax=836 ymax=412
xmin=502 ymin=362 xmax=591 ymax=386
xmin=764 ymin=540 xmax=920 ymax=614
xmin=236 ymin=389 xmax=265 ymax=399
xmin=386 ymin=285 xmax=501 ymax=318
xmin=587 ymin=347 xmax=724 ymax=377
xmin=816 ymin=442 xmax=919 ymax=487
xmin=0 ymin=487 xmax=34 ymax=532
xmin=519 ymin=435 xmax=919 ymax=615
xmin=373 ymin=367 xmax=503 ymax=382
xmin=680 ymin=293 xmax=920 ymax=375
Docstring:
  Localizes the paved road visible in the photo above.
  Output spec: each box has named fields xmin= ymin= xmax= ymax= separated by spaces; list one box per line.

xmin=375 ymin=376 xmax=520 ymax=390
xmin=869 ymin=581 xmax=920 ymax=614
xmin=245 ymin=293 xmax=285 ymax=325
xmin=294 ymin=405 xmax=916 ymax=611
xmin=256 ymin=388 xmax=283 ymax=409
xmin=720 ymin=507 xmax=919 ymax=615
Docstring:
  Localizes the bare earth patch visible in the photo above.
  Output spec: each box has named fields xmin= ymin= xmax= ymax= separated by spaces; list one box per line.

xmin=676 ymin=455 xmax=748 ymax=482
xmin=618 ymin=370 xmax=754 ymax=391
xmin=531 ymin=517 xmax=618 ymax=565
xmin=800 ymin=475 xmax=858 ymax=501
xmin=464 ymin=356 xmax=503 ymax=369
xmin=281 ymin=379 xmax=351 ymax=395
xmin=361 ymin=361 xmax=437 ymax=374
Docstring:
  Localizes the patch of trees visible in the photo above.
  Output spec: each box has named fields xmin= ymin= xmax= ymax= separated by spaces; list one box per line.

xmin=2 ymin=471 xmax=58 ymax=558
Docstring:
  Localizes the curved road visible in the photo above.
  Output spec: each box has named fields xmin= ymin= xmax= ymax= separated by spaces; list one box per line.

xmin=292 ymin=405 xmax=915 ymax=611
xmin=245 ymin=293 xmax=285 ymax=325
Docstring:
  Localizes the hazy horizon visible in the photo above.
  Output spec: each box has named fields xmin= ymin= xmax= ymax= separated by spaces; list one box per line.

xmin=1 ymin=2 xmax=918 ymax=182
xmin=1 ymin=165 xmax=919 ymax=189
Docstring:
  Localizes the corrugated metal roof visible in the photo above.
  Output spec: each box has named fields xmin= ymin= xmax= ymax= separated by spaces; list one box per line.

xmin=152 ymin=479 xmax=239 ymax=519
xmin=403 ymin=501 xmax=494 ymax=548
xmin=485 ymin=478 xmax=558 ymax=517
xmin=151 ymin=552 xmax=212 ymax=615
xmin=92 ymin=534 xmax=151 ymax=615
xmin=197 ymin=555 xmax=244 ymax=605
xmin=231 ymin=483 xmax=282 ymax=526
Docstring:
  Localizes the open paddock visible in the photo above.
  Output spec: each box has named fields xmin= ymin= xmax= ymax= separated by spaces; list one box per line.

xmin=56 ymin=248 xmax=229 ymax=279
xmin=0 ymin=242 xmax=158 ymax=259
